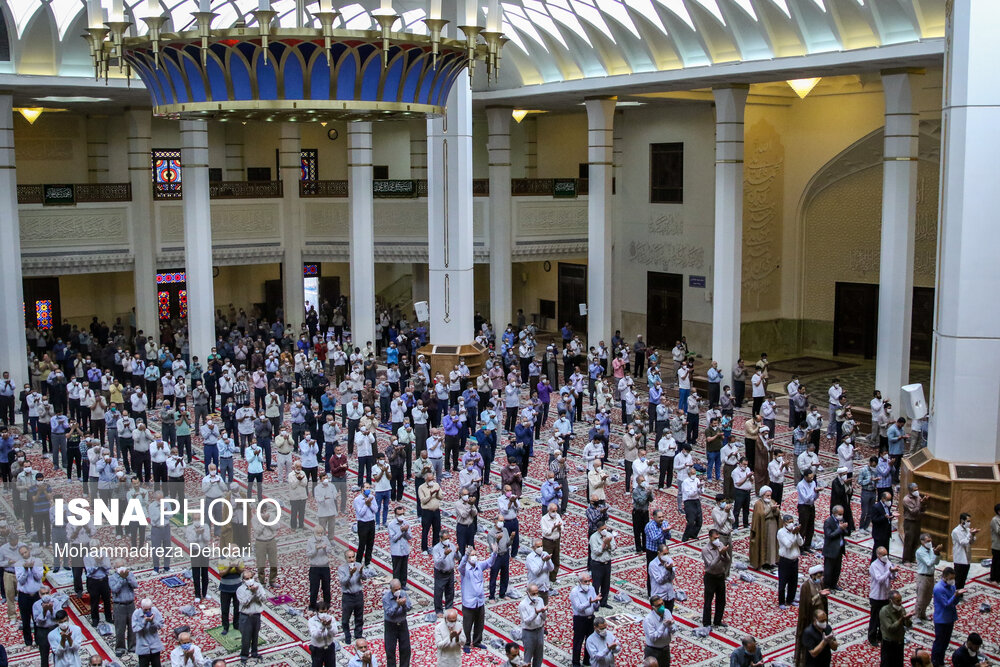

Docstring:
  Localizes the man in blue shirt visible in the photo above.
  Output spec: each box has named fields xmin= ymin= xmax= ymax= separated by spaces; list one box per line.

xmin=459 ymin=547 xmax=497 ymax=653
xmin=707 ymin=361 xmax=723 ymax=408
xmin=931 ymin=567 xmax=962 ymax=666
xmin=886 ymin=417 xmax=909 ymax=484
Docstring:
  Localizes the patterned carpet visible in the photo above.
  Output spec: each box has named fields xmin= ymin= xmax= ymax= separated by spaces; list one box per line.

xmin=2 ymin=380 xmax=995 ymax=667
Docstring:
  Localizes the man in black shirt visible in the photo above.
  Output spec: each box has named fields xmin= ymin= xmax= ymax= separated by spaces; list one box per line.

xmin=800 ymin=609 xmax=839 ymax=666
xmin=951 ymin=633 xmax=984 ymax=666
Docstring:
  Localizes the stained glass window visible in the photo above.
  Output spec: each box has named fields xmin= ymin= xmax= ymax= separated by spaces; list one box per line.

xmin=158 ymin=291 xmax=171 ymax=320
xmin=156 ymin=272 xmax=187 ymax=284
xmin=179 ymin=290 xmax=188 ymax=318
xmin=35 ymin=300 xmax=52 ymax=330
xmin=303 ymin=264 xmax=319 ymax=276
xmin=300 ymin=148 xmax=318 ymax=181
xmin=152 ymin=148 xmax=182 ymax=199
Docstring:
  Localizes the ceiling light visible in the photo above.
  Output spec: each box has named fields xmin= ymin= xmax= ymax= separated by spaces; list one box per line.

xmin=16 ymin=108 xmax=44 ymax=124
xmin=32 ymin=96 xmax=112 ymax=103
xmin=511 ymin=109 xmax=547 ymax=123
xmin=786 ymin=77 xmax=821 ymax=99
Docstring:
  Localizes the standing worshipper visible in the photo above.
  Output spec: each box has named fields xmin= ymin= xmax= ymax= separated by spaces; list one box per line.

xmin=777 ymin=515 xmax=804 ymax=609
xmin=913 ymin=533 xmax=942 ymax=622
xmin=870 ymin=492 xmax=896 ymax=561
xmin=431 ymin=528 xmax=458 ymax=616
xmin=951 ymin=512 xmax=977 ymax=594
xmin=710 ymin=497 xmax=734 ymax=577
xmin=829 ymin=468 xmax=855 ymax=536
xmin=518 ymin=584 xmax=547 ymax=667
xmin=868 ymin=546 xmax=897 ymax=646
xmin=794 ymin=566 xmax=829 ymax=667
xmin=879 ymin=590 xmax=912 ymax=667
xmin=899 ymin=483 xmax=928 ymax=563
xmin=931 ymin=567 xmax=962 ymax=667
xmin=732 ymin=457 xmax=754 ymax=530
xmin=822 ymin=505 xmax=849 ymax=591
xmin=387 ymin=506 xmax=412 ymax=586
xmin=337 ymin=550 xmax=364 ymax=644
xmin=571 ymin=573 xmax=600 ymax=667
xmin=48 ymin=610 xmax=84 ymax=667
xmin=382 ymin=579 xmax=413 ymax=667
xmin=749 ymin=486 xmax=780 ymax=570
xmin=434 ymin=609 xmax=466 ymax=667
xmin=237 ymin=570 xmax=269 ymax=664
xmin=586 ymin=617 xmax=620 ymax=667
xmin=797 ymin=469 xmax=819 ymax=554
xmin=681 ymin=467 xmax=704 ymax=540
xmin=701 ymin=529 xmax=730 ymax=629
xmin=353 ymin=484 xmax=377 ymax=568
xmin=459 ymin=546 xmax=497 ymax=654
xmin=800 ymin=609 xmax=839 ymax=667
xmin=308 ymin=603 xmax=339 ymax=667
xmin=589 ymin=521 xmax=616 ymax=608
xmin=132 ymin=599 xmax=165 ymax=667
xmin=643 ymin=595 xmax=673 ymax=667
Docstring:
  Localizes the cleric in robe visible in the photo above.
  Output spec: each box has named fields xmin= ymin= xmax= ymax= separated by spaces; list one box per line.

xmin=794 ymin=564 xmax=830 ymax=667
xmin=749 ymin=486 xmax=780 ymax=570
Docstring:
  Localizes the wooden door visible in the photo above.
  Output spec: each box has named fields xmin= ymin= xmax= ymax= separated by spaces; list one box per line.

xmin=646 ymin=271 xmax=683 ymax=349
xmin=833 ymin=282 xmax=878 ymax=358
xmin=557 ymin=263 xmax=587 ymax=335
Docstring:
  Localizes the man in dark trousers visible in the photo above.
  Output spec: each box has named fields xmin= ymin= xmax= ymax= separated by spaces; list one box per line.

xmin=870 ymin=491 xmax=896 ymax=561
xmin=822 ymin=505 xmax=848 ymax=590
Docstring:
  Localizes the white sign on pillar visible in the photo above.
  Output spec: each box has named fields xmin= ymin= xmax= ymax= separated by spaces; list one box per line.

xmin=711 ymin=86 xmax=748 ymax=382
xmin=427 ymin=68 xmax=475 ymax=346
xmin=585 ymin=97 xmax=616 ymax=349
xmin=487 ymin=106 xmax=512 ymax=332
xmin=180 ymin=120 xmax=216 ymax=364
xmin=348 ymin=122 xmax=376 ymax=347
xmin=0 ymin=94 xmax=27 ymax=388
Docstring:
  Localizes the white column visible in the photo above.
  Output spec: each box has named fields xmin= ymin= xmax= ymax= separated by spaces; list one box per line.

xmin=348 ymin=122 xmax=376 ymax=347
xmin=409 ymin=121 xmax=427 ymax=181
xmin=224 ymin=123 xmax=244 ymax=180
xmin=86 ymin=115 xmax=109 ymax=183
xmin=929 ymin=1 xmax=1000 ymax=464
xmin=487 ymin=106 xmax=512 ymax=331
xmin=279 ymin=123 xmax=306 ymax=329
xmin=427 ymin=68 xmax=475 ymax=345
xmin=0 ymin=94 xmax=27 ymax=388
xmin=711 ymin=86 xmax=748 ymax=381
xmin=874 ymin=71 xmax=920 ymax=410
xmin=585 ymin=97 xmax=616 ymax=348
xmin=612 ymin=112 xmax=624 ymax=334
xmin=126 ymin=109 xmax=159 ymax=344
xmin=179 ymin=121 xmax=215 ymax=363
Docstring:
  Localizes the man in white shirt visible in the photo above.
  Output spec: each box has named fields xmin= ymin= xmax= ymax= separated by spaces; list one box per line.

xmin=169 ymin=631 xmax=204 ymax=667
xmin=827 ymin=380 xmax=843 ymax=439
xmin=750 ymin=371 xmax=766 ymax=416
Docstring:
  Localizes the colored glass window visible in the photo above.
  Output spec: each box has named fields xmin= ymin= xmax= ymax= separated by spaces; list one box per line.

xmin=303 ymin=264 xmax=319 ymax=276
xmin=300 ymin=148 xmax=318 ymax=181
xmin=158 ymin=291 xmax=170 ymax=320
xmin=35 ymin=300 xmax=52 ymax=330
xmin=179 ymin=290 xmax=188 ymax=318
xmin=152 ymin=148 xmax=182 ymax=199
xmin=156 ymin=272 xmax=187 ymax=284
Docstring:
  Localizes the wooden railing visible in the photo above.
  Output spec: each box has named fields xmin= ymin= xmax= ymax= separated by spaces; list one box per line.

xmin=511 ymin=178 xmax=589 ymax=196
xmin=209 ymin=180 xmax=283 ymax=199
xmin=17 ymin=182 xmax=132 ymax=204
xmin=299 ymin=178 xmax=491 ymax=198
xmin=300 ymin=180 xmax=348 ymax=197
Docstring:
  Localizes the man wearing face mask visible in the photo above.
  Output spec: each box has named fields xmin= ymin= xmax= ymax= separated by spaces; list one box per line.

xmin=131 ymin=598 xmax=164 ymax=667
xmin=794 ymin=565 xmax=829 ymax=665
xmin=681 ymin=467 xmax=704 ymax=540
xmin=487 ymin=516 xmax=513 ymax=600
xmin=951 ymin=633 xmax=984 ymax=667
xmin=170 ymin=631 xmax=204 ymax=667
xmin=878 ymin=590 xmax=912 ymax=666
xmin=868 ymin=546 xmax=898 ymax=647
xmin=526 ymin=539 xmax=555 ymax=606
xmin=431 ymin=528 xmax=458 ymax=615
xmin=776 ymin=515 xmax=803 ymax=610
xmin=900 ymin=483 xmax=927 ymax=563
xmin=932 ymin=567 xmax=963 ymax=666
xmin=801 ymin=609 xmax=839 ymax=667
xmin=913 ymin=533 xmax=942 ymax=622
xmin=418 ymin=472 xmax=442 ymax=554
xmin=305 ymin=601 xmax=338 ymax=667
xmin=434 ymin=608 xmax=466 ymax=667
xmin=822 ymin=505 xmax=849 ymax=591
xmin=336 ymin=550 xmax=364 ymax=643
xmin=643 ymin=594 xmax=673 ymax=666
xmin=701 ymin=529 xmax=730 ymax=629
xmin=48 ymin=610 xmax=83 ymax=667
xmin=519 ymin=583 xmax=547 ymax=667
xmin=950 ymin=513 xmax=978 ymax=597
xmin=32 ymin=585 xmax=63 ymax=667
xmin=354 ymin=483 xmax=377 ymax=568
xmin=382 ymin=578 xmax=413 ymax=667
xmin=586 ymin=616 xmax=620 ymax=667
xmin=387 ymin=506 xmax=412 ymax=586
xmin=589 ymin=520 xmax=616 ymax=609
xmin=460 ymin=545 xmax=497 ymax=653
xmin=237 ymin=570 xmax=269 ymax=664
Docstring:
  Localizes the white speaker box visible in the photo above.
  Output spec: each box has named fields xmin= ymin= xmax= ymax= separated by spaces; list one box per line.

xmin=900 ymin=383 xmax=927 ymax=420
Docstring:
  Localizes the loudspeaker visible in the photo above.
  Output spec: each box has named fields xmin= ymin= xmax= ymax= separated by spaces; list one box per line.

xmin=900 ymin=383 xmax=927 ymax=420
xmin=414 ymin=301 xmax=429 ymax=322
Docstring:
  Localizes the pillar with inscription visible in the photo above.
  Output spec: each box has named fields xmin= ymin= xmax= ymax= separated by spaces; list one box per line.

xmin=348 ymin=122 xmax=376 ymax=347
xmin=0 ymin=93 xmax=27 ymax=388
xmin=901 ymin=1 xmax=1000 ymax=562
xmin=710 ymin=86 xmax=748 ymax=381
xmin=179 ymin=121 xmax=215 ymax=363
xmin=585 ymin=97 xmax=616 ymax=348
xmin=279 ymin=123 xmax=306 ymax=330
xmin=126 ymin=110 xmax=160 ymax=344
xmin=420 ymin=69 xmax=486 ymax=375
xmin=487 ymin=106 xmax=513 ymax=331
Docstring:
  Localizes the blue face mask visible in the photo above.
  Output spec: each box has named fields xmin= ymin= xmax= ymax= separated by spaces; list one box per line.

xmin=180 ymin=643 xmax=192 ymax=651
xmin=363 ymin=489 xmax=371 ymax=497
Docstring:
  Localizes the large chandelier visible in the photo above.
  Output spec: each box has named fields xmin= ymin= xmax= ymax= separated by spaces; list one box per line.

xmin=85 ymin=1 xmax=507 ymax=121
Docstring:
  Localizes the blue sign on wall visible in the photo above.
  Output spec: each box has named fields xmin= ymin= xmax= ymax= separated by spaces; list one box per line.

xmin=689 ymin=275 xmax=706 ymax=288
